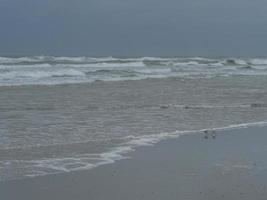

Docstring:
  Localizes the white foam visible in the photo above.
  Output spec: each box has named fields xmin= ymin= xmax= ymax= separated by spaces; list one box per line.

xmin=52 ymin=56 xmax=87 ymax=62
xmin=249 ymin=58 xmax=267 ymax=65
xmin=86 ymin=61 xmax=145 ymax=68
xmin=0 ymin=57 xmax=38 ymax=64
xmin=215 ymin=163 xmax=253 ymax=173
xmin=250 ymin=65 xmax=267 ymax=70
xmin=233 ymin=59 xmax=248 ymax=65
xmin=0 ymin=69 xmax=86 ymax=79
xmin=0 ymin=63 xmax=52 ymax=69
xmin=1 ymin=56 xmax=267 ymax=87
xmin=171 ymin=104 xmax=256 ymax=109
xmin=136 ymin=68 xmax=172 ymax=74
xmin=176 ymin=61 xmax=202 ymax=66
xmin=1 ymin=120 xmax=267 ymax=181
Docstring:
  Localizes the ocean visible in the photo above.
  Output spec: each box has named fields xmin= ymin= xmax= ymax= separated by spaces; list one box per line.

xmin=1 ymin=56 xmax=267 ymax=86
xmin=1 ymin=56 xmax=267 ymax=181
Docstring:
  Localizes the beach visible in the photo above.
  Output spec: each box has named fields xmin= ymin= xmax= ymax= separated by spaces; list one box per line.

xmin=1 ymin=126 xmax=267 ymax=200
xmin=1 ymin=0 xmax=267 ymax=198
xmin=1 ymin=57 xmax=267 ymax=199
xmin=1 ymin=75 xmax=267 ymax=181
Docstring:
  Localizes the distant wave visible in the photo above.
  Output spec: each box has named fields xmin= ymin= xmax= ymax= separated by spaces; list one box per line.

xmin=160 ymin=103 xmax=267 ymax=109
xmin=1 ymin=56 xmax=267 ymax=66
xmin=0 ymin=69 xmax=86 ymax=79
xmin=0 ymin=56 xmax=267 ymax=86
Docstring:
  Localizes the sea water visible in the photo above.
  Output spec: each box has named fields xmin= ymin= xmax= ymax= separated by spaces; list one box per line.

xmin=0 ymin=56 xmax=267 ymax=181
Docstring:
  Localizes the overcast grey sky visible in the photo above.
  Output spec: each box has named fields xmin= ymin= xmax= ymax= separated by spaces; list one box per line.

xmin=0 ymin=0 xmax=267 ymax=57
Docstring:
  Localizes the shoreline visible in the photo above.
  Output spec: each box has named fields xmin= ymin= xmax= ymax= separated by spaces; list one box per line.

xmin=1 ymin=121 xmax=267 ymax=182
xmin=1 ymin=126 xmax=267 ymax=199
xmin=1 ymin=75 xmax=267 ymax=182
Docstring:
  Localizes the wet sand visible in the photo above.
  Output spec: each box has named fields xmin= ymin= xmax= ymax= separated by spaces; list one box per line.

xmin=1 ymin=126 xmax=267 ymax=200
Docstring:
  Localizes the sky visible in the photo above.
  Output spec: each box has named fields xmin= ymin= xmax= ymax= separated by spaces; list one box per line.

xmin=0 ymin=0 xmax=267 ymax=57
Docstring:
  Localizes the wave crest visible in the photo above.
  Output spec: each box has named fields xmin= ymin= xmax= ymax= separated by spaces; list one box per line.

xmin=1 ymin=56 xmax=267 ymax=86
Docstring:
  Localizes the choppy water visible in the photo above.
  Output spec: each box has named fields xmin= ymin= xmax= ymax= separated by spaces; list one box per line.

xmin=0 ymin=57 xmax=267 ymax=181
xmin=1 ymin=56 xmax=267 ymax=86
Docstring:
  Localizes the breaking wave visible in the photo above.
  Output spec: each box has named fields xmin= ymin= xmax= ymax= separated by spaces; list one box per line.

xmin=0 ymin=56 xmax=267 ymax=86
xmin=0 ymin=69 xmax=86 ymax=79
